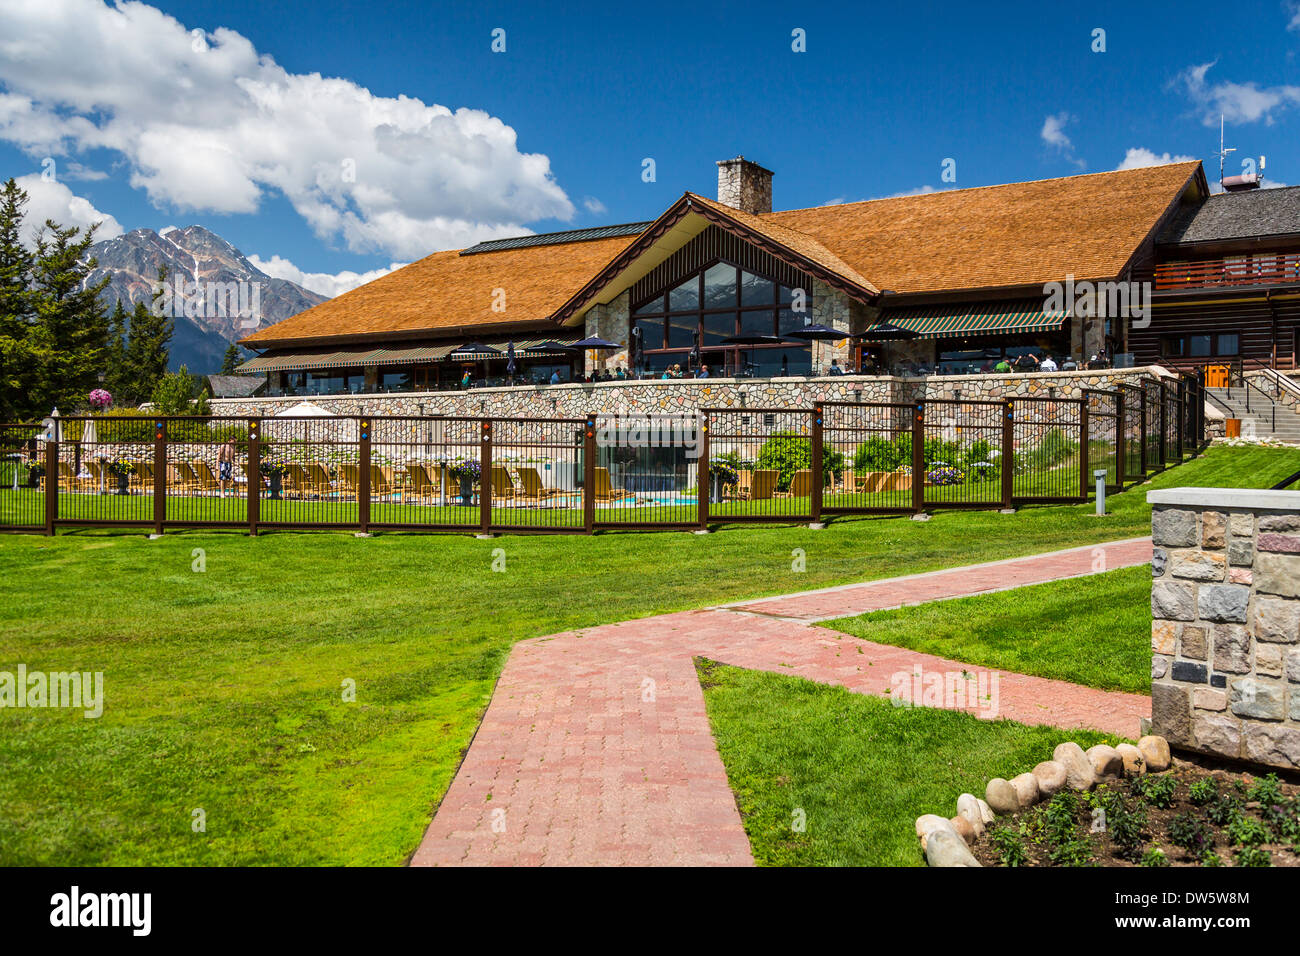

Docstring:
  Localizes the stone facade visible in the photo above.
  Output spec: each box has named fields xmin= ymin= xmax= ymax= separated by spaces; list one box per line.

xmin=1149 ymin=488 xmax=1300 ymax=771
xmin=716 ymin=157 xmax=773 ymax=215
xmin=210 ymin=367 xmax=1164 ymax=421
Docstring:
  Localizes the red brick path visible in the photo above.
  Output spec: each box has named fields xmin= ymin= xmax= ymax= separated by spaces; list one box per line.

xmin=411 ymin=538 xmax=1153 ymax=867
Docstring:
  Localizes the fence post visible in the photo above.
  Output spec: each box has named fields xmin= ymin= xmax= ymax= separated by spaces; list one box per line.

xmin=1158 ymin=382 xmax=1168 ymax=466
xmin=810 ymin=404 xmax=823 ymax=523
xmin=1001 ymin=400 xmax=1014 ymax=509
xmin=583 ymin=416 xmax=596 ymax=534
xmin=1138 ymin=395 xmax=1147 ymax=476
xmin=1114 ymin=392 xmax=1126 ymax=491
xmin=153 ymin=417 xmax=166 ymax=534
xmin=247 ymin=418 xmax=260 ymax=535
xmin=44 ymin=435 xmax=57 ymax=535
xmin=1079 ymin=399 xmax=1090 ymax=499
xmin=1176 ymin=379 xmax=1186 ymax=460
xmin=697 ymin=412 xmax=710 ymax=530
xmin=358 ymin=416 xmax=371 ymax=533
xmin=911 ymin=402 xmax=924 ymax=515
xmin=479 ymin=419 xmax=492 ymax=533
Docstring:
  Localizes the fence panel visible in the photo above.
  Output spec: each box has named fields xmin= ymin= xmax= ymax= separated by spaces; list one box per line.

xmin=1143 ymin=380 xmax=1164 ymax=474
xmin=1010 ymin=398 xmax=1085 ymax=503
xmin=1084 ymin=390 xmax=1121 ymax=493
xmin=257 ymin=415 xmax=361 ymax=528
xmin=1165 ymin=380 xmax=1183 ymax=462
xmin=703 ymin=408 xmax=817 ymax=523
xmin=819 ymin=402 xmax=915 ymax=514
xmin=52 ymin=416 xmax=156 ymax=527
xmin=920 ymin=399 xmax=1005 ymax=509
xmin=487 ymin=417 xmax=587 ymax=532
xmin=161 ymin=417 xmax=253 ymax=527
xmin=0 ymin=423 xmax=45 ymax=530
xmin=357 ymin=416 xmax=484 ymax=531
xmin=1120 ymin=384 xmax=1146 ymax=477
xmin=590 ymin=413 xmax=701 ymax=528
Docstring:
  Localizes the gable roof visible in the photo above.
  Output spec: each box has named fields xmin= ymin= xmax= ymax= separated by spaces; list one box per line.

xmin=763 ymin=162 xmax=1201 ymax=294
xmin=241 ymin=231 xmax=641 ymax=347
xmin=1159 ymin=185 xmax=1300 ymax=245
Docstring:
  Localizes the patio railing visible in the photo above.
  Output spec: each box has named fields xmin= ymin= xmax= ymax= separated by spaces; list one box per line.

xmin=0 ymin=375 xmax=1204 ymax=536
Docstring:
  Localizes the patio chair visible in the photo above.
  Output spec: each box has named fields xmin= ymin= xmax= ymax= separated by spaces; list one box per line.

xmin=284 ymin=464 xmax=312 ymax=499
xmin=406 ymin=463 xmax=439 ymax=503
xmin=489 ymin=465 xmax=516 ymax=501
xmin=881 ymin=472 xmax=912 ymax=492
xmin=368 ymin=464 xmax=395 ymax=501
xmin=338 ymin=464 xmax=360 ymax=499
xmin=192 ymin=461 xmax=221 ymax=495
xmin=592 ymin=466 xmax=632 ymax=502
xmin=778 ymin=469 xmax=814 ymax=499
xmin=515 ymin=466 xmax=568 ymax=501
xmin=136 ymin=461 xmax=155 ymax=494
xmin=856 ymin=471 xmax=887 ymax=494
xmin=740 ymin=469 xmax=778 ymax=501
xmin=57 ymin=461 xmax=90 ymax=493
xmin=172 ymin=462 xmax=201 ymax=495
xmin=303 ymin=463 xmax=335 ymax=498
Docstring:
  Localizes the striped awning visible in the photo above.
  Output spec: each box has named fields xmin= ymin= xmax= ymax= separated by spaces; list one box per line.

xmin=238 ymin=335 xmax=582 ymax=374
xmin=868 ymin=300 xmax=1070 ymax=341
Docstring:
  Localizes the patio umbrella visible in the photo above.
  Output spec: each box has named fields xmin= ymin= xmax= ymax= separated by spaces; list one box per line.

xmin=82 ymin=418 xmax=101 ymax=493
xmin=720 ymin=334 xmax=787 ymax=377
xmin=784 ymin=323 xmax=843 ymax=341
xmin=449 ymin=342 xmax=502 ymax=356
xmin=570 ymin=336 xmax=621 ymax=350
xmin=506 ymin=341 xmax=517 ymax=376
xmin=857 ymin=321 xmax=918 ymax=341
xmin=531 ymin=340 xmax=578 ymax=353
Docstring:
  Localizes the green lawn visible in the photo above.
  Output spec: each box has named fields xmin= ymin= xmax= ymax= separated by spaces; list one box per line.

xmin=818 ymin=566 xmax=1153 ymax=694
xmin=0 ymin=444 xmax=1295 ymax=866
xmin=698 ymin=661 xmax=1114 ymax=866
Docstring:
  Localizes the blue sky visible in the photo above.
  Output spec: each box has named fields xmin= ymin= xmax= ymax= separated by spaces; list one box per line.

xmin=1 ymin=0 xmax=1297 ymax=295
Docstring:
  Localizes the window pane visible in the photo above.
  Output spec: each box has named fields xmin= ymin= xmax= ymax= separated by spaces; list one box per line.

xmin=702 ymin=312 xmax=736 ymax=347
xmin=1161 ymin=336 xmax=1184 ymax=356
xmin=668 ymin=277 xmax=698 ymax=312
xmin=748 ymin=345 xmax=812 ymax=377
xmin=633 ymin=295 xmax=664 ymax=316
xmin=633 ymin=318 xmax=664 ymax=351
xmin=1217 ymin=333 xmax=1239 ymax=356
xmin=740 ymin=310 xmax=775 ymax=338
xmin=703 ymin=262 xmax=737 ymax=309
xmin=778 ymin=308 xmax=809 ymax=335
xmin=667 ymin=314 xmax=697 ymax=349
xmin=1189 ymin=334 xmax=1212 ymax=357
xmin=779 ymin=283 xmax=809 ymax=309
xmin=740 ymin=271 xmax=774 ymax=307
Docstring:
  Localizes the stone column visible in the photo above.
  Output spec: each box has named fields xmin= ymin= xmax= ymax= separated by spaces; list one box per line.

xmin=1149 ymin=488 xmax=1300 ymax=771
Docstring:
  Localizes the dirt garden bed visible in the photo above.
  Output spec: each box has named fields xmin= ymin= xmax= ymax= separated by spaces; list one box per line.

xmin=972 ymin=763 xmax=1300 ymax=867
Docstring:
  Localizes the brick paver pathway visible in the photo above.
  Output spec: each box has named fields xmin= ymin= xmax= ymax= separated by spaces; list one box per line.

xmin=411 ymin=538 xmax=1153 ymax=867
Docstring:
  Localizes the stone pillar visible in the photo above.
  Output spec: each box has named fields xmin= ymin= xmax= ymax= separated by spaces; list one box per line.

xmin=1149 ymin=488 xmax=1300 ymax=771
xmin=716 ymin=156 xmax=773 ymax=215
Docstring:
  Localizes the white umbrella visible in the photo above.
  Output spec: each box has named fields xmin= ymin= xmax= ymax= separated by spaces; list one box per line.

xmin=82 ymin=418 xmax=103 ymax=493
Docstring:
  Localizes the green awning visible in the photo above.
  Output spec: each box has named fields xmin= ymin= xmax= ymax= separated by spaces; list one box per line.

xmin=868 ymin=300 xmax=1070 ymax=341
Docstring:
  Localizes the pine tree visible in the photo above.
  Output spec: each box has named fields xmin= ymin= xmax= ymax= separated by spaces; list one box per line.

xmin=122 ymin=268 xmax=173 ymax=405
xmin=220 ymin=342 xmax=240 ymax=375
xmin=0 ymin=178 xmax=34 ymax=420
xmin=103 ymin=299 xmax=129 ymax=401
xmin=28 ymin=220 xmax=111 ymax=416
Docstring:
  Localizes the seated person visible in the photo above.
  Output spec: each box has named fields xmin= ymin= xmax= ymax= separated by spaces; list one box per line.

xmin=828 ymin=359 xmax=844 ymax=375
xmin=549 ymin=370 xmax=561 ymax=385
xmin=1039 ymin=354 xmax=1058 ymax=372
xmin=994 ymin=358 xmax=1012 ymax=373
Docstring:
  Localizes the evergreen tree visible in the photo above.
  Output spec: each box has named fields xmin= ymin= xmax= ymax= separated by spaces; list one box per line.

xmin=0 ymin=179 xmax=34 ymax=420
xmin=103 ymin=299 xmax=129 ymax=400
xmin=122 ymin=268 xmax=173 ymax=405
xmin=28 ymin=220 xmax=111 ymax=416
xmin=220 ymin=342 xmax=240 ymax=375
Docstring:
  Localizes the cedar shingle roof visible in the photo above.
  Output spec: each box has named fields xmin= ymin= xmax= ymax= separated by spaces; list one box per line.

xmin=241 ymin=232 xmax=640 ymax=346
xmin=244 ymin=162 xmax=1201 ymax=346
xmin=763 ymin=161 xmax=1201 ymax=293
xmin=1159 ymin=185 xmax=1300 ymax=244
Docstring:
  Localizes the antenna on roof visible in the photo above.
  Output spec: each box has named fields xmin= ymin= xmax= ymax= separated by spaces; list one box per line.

xmin=1218 ymin=115 xmax=1236 ymax=190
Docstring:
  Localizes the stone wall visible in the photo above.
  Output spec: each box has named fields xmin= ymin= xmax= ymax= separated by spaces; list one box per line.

xmin=1149 ymin=488 xmax=1300 ymax=771
xmin=209 ymin=367 xmax=1166 ymax=420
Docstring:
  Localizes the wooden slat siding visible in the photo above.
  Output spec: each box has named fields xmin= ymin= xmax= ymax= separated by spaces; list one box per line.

xmin=1154 ymin=254 xmax=1300 ymax=290
xmin=1128 ymin=296 xmax=1300 ymax=368
xmin=629 ymin=225 xmax=814 ymax=308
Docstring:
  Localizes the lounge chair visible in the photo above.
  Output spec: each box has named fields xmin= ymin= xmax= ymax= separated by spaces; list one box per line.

xmin=592 ymin=467 xmax=632 ymax=502
xmin=369 ymin=464 xmax=395 ymax=501
xmin=192 ymin=461 xmax=222 ymax=495
xmin=515 ymin=466 xmax=568 ymax=501
xmin=777 ymin=469 xmax=814 ymax=499
xmin=303 ymin=463 xmax=334 ymax=498
xmin=489 ymin=465 xmax=516 ymax=501
xmin=172 ymin=462 xmax=201 ymax=495
xmin=58 ymin=461 xmax=90 ymax=493
xmin=406 ymin=463 xmax=440 ymax=503
xmin=284 ymin=464 xmax=313 ymax=499
xmin=740 ymin=469 xmax=778 ymax=501
xmin=338 ymin=464 xmax=360 ymax=499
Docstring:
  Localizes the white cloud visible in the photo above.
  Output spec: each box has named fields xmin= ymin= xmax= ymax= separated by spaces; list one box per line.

xmin=1177 ymin=61 xmax=1300 ymax=125
xmin=0 ymin=0 xmax=575 ymax=259
xmin=13 ymin=173 xmax=123 ymax=249
xmin=1041 ymin=112 xmax=1085 ymax=168
xmin=1116 ymin=147 xmax=1199 ymax=170
xmin=247 ymin=253 xmax=405 ymax=299
xmin=581 ymin=196 xmax=607 ymax=215
xmin=1288 ymin=1 xmax=1300 ymax=31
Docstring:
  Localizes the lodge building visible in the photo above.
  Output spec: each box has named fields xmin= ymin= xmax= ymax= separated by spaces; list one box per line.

xmin=238 ymin=156 xmax=1299 ymax=393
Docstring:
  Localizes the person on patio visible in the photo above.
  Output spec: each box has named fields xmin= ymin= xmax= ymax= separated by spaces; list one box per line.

xmin=697 ymin=364 xmax=709 ymax=379
xmin=1040 ymin=354 xmax=1058 ymax=372
xmin=828 ymin=359 xmax=844 ymax=375
xmin=1014 ymin=352 xmax=1039 ymax=371
xmin=218 ymin=439 xmax=236 ymax=499
xmin=994 ymin=357 xmax=1012 ymax=372
xmin=550 ymin=370 xmax=561 ymax=385
xmin=460 ymin=368 xmax=473 ymax=389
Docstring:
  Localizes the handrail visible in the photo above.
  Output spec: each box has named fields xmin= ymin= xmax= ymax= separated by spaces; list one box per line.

xmin=1271 ymin=469 xmax=1300 ymax=490
xmin=1155 ymin=253 xmax=1300 ymax=290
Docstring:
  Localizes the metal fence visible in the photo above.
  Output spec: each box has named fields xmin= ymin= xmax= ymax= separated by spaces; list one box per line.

xmin=0 ymin=391 xmax=1203 ymax=535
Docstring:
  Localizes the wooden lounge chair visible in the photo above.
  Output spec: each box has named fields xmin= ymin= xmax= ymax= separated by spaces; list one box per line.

xmin=192 ymin=461 xmax=221 ymax=495
xmin=592 ymin=466 xmax=632 ymax=502
xmin=136 ymin=461 xmax=155 ymax=493
xmin=741 ymin=469 xmax=778 ymax=501
xmin=777 ymin=469 xmax=814 ymax=499
xmin=369 ymin=464 xmax=395 ymax=501
xmin=405 ymin=463 xmax=439 ymax=503
xmin=515 ymin=466 xmax=568 ymax=501
xmin=303 ymin=463 xmax=334 ymax=498
xmin=58 ymin=461 xmax=90 ymax=493
xmin=338 ymin=464 xmax=360 ymax=499
xmin=172 ymin=462 xmax=202 ymax=495
xmin=881 ymin=472 xmax=912 ymax=492
xmin=489 ymin=465 xmax=516 ymax=501
xmin=284 ymin=464 xmax=313 ymax=499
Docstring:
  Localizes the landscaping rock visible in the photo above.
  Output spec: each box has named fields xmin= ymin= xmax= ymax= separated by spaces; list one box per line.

xmin=1086 ymin=744 xmax=1124 ymax=779
xmin=1151 ymin=683 xmax=1192 ymax=746
xmin=975 ymin=798 xmax=995 ymax=825
xmin=1009 ymin=772 xmax=1040 ymax=807
xmin=1115 ymin=743 xmax=1146 ymax=776
xmin=1031 ymin=760 xmax=1067 ymax=796
xmin=1137 ymin=735 xmax=1171 ymax=772
xmin=955 ymin=793 xmax=985 ymax=837
xmin=949 ymin=815 xmax=975 ymax=845
xmin=1052 ymin=742 xmax=1096 ymax=790
xmin=1254 ymin=596 xmax=1300 ymax=644
xmin=925 ymin=827 xmax=982 ymax=867
xmin=984 ymin=778 xmax=1019 ymax=814
xmin=914 ymin=814 xmax=953 ymax=851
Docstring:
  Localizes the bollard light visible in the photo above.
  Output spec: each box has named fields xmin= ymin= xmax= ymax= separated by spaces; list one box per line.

xmin=1095 ymin=468 xmax=1107 ymax=516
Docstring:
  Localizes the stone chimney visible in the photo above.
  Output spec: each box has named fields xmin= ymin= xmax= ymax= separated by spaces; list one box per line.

xmin=716 ymin=156 xmax=773 ymax=215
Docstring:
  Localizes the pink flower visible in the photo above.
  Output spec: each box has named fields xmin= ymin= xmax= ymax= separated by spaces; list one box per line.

xmin=88 ymin=388 xmax=113 ymax=410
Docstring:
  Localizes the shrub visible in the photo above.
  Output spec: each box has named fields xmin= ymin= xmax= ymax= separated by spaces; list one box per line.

xmin=1188 ymin=776 xmax=1219 ymax=806
xmin=755 ymin=431 xmax=844 ymax=491
xmin=1248 ymin=773 xmax=1284 ymax=809
xmin=989 ymin=823 xmax=1028 ymax=867
xmin=1226 ymin=814 xmax=1271 ymax=848
xmin=1132 ymin=774 xmax=1177 ymax=809
xmin=1234 ymin=846 xmax=1271 ymax=867
xmin=1206 ymin=794 xmax=1240 ymax=827
xmin=1139 ymin=847 xmax=1169 ymax=867
xmin=853 ymin=436 xmax=903 ymax=472
xmin=1169 ymin=812 xmax=1212 ymax=853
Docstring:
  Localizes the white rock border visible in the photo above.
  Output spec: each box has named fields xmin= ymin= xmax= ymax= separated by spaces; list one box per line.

xmin=916 ymin=735 xmax=1171 ymax=867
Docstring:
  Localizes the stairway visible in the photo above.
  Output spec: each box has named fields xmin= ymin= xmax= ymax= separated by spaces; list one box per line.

xmin=1205 ymin=384 xmax=1300 ymax=443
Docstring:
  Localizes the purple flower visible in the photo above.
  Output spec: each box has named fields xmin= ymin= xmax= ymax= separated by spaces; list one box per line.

xmin=88 ymin=388 xmax=113 ymax=410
